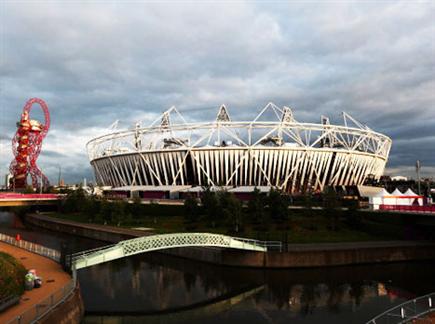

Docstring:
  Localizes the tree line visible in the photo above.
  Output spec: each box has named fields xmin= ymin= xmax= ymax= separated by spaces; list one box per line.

xmin=57 ymin=186 xmax=361 ymax=233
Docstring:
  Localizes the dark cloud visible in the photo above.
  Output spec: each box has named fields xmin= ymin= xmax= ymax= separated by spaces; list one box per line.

xmin=41 ymin=150 xmax=66 ymax=159
xmin=1 ymin=1 xmax=434 ymax=182
xmin=0 ymin=134 xmax=12 ymax=141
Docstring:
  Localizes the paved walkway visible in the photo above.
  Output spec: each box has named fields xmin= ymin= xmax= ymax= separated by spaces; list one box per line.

xmin=0 ymin=242 xmax=70 ymax=323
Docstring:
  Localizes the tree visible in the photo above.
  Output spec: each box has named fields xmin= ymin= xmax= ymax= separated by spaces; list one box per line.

xmin=111 ymin=200 xmax=128 ymax=226
xmin=226 ymin=193 xmax=243 ymax=233
xmin=62 ymin=189 xmax=87 ymax=213
xmin=98 ymin=199 xmax=112 ymax=224
xmin=345 ymin=199 xmax=362 ymax=229
xmin=216 ymin=190 xmax=243 ymax=232
xmin=323 ymin=186 xmax=341 ymax=231
xmin=184 ymin=195 xmax=199 ymax=223
xmin=201 ymin=187 xmax=219 ymax=227
xmin=248 ymin=188 xmax=266 ymax=224
xmin=82 ymin=195 xmax=100 ymax=219
xmin=268 ymin=188 xmax=289 ymax=223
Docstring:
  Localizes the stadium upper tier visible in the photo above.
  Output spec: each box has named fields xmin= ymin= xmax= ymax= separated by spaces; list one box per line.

xmin=87 ymin=103 xmax=391 ymax=192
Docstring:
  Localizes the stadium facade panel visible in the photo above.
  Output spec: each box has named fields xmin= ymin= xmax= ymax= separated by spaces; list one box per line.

xmin=87 ymin=103 xmax=391 ymax=192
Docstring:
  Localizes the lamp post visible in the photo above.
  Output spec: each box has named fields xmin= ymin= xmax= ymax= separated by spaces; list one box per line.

xmin=416 ymin=160 xmax=421 ymax=196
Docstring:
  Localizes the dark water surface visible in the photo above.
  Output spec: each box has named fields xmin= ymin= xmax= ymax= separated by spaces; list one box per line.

xmin=1 ymin=212 xmax=434 ymax=323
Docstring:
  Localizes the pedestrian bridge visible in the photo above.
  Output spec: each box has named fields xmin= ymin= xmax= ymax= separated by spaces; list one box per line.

xmin=0 ymin=193 xmax=61 ymax=207
xmin=72 ymin=233 xmax=276 ymax=270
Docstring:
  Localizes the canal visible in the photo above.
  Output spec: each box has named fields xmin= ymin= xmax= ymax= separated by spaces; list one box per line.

xmin=1 ymin=211 xmax=434 ymax=323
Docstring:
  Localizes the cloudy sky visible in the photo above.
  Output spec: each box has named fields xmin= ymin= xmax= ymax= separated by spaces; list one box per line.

xmin=1 ymin=1 xmax=434 ymax=184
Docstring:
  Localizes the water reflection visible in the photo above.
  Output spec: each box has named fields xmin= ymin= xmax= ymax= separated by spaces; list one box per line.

xmin=80 ymin=251 xmax=435 ymax=323
xmin=0 ymin=211 xmax=103 ymax=252
xmin=1 ymin=211 xmax=434 ymax=323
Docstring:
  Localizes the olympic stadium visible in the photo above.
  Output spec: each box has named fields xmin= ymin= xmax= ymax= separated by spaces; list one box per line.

xmin=86 ymin=103 xmax=391 ymax=194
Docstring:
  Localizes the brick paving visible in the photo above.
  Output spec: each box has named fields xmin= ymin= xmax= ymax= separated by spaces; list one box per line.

xmin=0 ymin=242 xmax=70 ymax=323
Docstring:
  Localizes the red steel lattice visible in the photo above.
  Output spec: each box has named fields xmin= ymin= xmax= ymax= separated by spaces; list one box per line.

xmin=9 ymin=98 xmax=50 ymax=189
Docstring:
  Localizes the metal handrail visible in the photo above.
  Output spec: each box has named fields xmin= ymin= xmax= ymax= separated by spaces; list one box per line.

xmin=0 ymin=233 xmax=60 ymax=262
xmin=232 ymin=236 xmax=282 ymax=251
xmin=366 ymin=292 xmax=435 ymax=324
xmin=70 ymin=233 xmax=279 ymax=270
xmin=70 ymin=243 xmax=116 ymax=259
xmin=71 ymin=233 xmax=278 ymax=263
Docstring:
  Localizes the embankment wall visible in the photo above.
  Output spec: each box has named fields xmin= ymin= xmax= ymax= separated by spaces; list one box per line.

xmin=25 ymin=213 xmax=435 ymax=269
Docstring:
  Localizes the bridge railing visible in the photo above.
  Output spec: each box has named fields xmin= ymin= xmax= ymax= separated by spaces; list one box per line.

xmin=70 ymin=234 xmax=279 ymax=264
xmin=232 ymin=236 xmax=282 ymax=251
xmin=69 ymin=233 xmax=281 ymax=270
xmin=69 ymin=243 xmax=117 ymax=265
xmin=366 ymin=292 xmax=435 ymax=324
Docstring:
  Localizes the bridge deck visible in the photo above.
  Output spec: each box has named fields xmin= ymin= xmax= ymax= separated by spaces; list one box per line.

xmin=72 ymin=233 xmax=271 ymax=270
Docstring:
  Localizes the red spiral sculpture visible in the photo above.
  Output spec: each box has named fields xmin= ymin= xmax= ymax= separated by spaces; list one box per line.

xmin=9 ymin=98 xmax=50 ymax=189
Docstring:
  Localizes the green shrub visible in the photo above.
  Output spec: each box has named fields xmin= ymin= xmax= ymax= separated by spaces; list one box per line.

xmin=0 ymin=252 xmax=27 ymax=299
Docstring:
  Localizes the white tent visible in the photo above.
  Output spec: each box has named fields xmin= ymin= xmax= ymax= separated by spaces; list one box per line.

xmin=382 ymin=188 xmax=424 ymax=207
xmin=370 ymin=188 xmax=390 ymax=210
xmin=357 ymin=186 xmax=388 ymax=210
xmin=404 ymin=188 xmax=424 ymax=206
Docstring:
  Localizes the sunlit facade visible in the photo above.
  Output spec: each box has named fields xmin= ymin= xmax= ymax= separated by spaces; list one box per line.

xmin=87 ymin=103 xmax=391 ymax=193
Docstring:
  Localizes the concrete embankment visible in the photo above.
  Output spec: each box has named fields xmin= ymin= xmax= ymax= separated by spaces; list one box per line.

xmin=25 ymin=213 xmax=151 ymax=243
xmin=25 ymin=213 xmax=435 ymax=268
xmin=39 ymin=283 xmax=84 ymax=324
xmin=165 ymin=241 xmax=435 ymax=268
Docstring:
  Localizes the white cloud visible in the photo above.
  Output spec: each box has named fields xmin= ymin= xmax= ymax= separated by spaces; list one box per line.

xmin=1 ymin=1 xmax=434 ymax=182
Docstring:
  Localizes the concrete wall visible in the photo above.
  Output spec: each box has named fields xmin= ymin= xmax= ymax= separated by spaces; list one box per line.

xmin=165 ymin=243 xmax=435 ymax=268
xmin=40 ymin=283 xmax=84 ymax=324
xmin=25 ymin=214 xmax=145 ymax=243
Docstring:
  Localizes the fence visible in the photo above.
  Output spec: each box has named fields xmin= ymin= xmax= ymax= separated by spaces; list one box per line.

xmin=0 ymin=295 xmax=20 ymax=312
xmin=232 ymin=236 xmax=283 ymax=252
xmin=0 ymin=233 xmax=60 ymax=262
xmin=380 ymin=204 xmax=435 ymax=214
xmin=0 ymin=233 xmax=76 ymax=324
xmin=367 ymin=292 xmax=435 ymax=324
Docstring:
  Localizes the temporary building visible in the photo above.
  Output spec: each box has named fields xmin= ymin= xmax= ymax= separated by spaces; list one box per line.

xmin=382 ymin=188 xmax=404 ymax=206
xmin=357 ymin=186 xmax=386 ymax=210
xmin=403 ymin=188 xmax=424 ymax=206
xmin=358 ymin=186 xmax=424 ymax=210
xmin=380 ymin=188 xmax=424 ymax=208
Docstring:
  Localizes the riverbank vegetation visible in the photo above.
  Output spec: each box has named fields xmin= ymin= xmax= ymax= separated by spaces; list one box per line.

xmin=48 ymin=187 xmax=402 ymax=243
xmin=0 ymin=252 xmax=27 ymax=300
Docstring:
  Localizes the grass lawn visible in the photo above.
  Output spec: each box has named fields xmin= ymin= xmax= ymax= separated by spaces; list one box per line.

xmin=48 ymin=211 xmax=393 ymax=243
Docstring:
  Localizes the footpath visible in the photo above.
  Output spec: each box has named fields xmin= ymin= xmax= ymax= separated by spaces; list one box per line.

xmin=0 ymin=242 xmax=70 ymax=323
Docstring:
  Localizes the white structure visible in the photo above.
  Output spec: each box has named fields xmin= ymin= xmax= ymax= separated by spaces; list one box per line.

xmin=87 ymin=103 xmax=392 ymax=193
xmin=72 ymin=233 xmax=272 ymax=269
xmin=361 ymin=187 xmax=424 ymax=210
xmin=391 ymin=176 xmax=408 ymax=181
